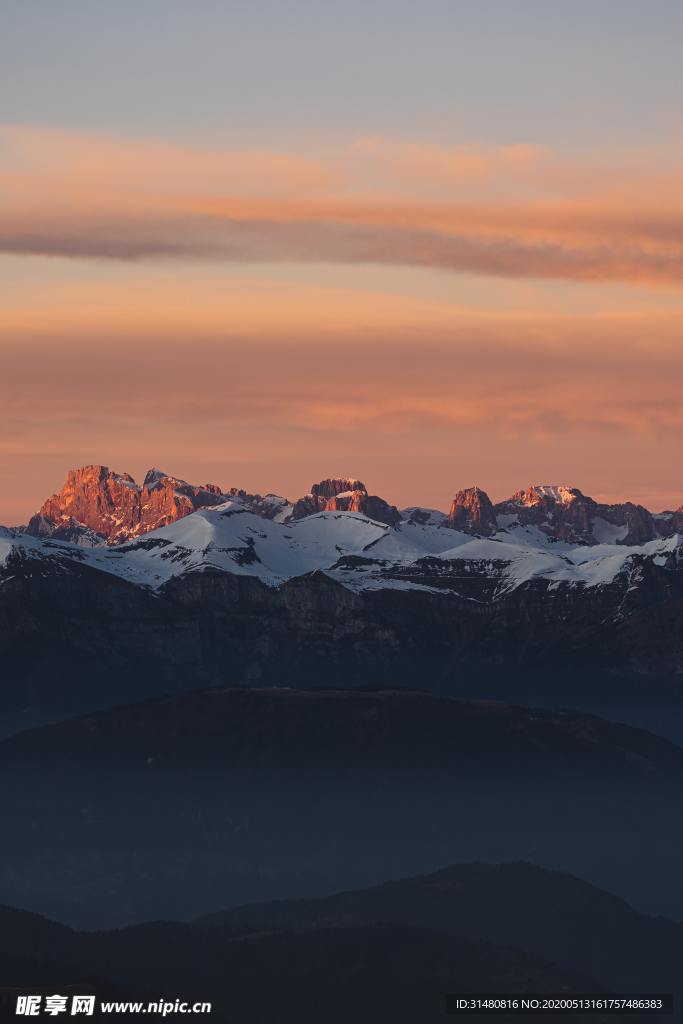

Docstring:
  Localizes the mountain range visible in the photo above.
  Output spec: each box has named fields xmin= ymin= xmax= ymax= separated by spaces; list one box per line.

xmin=22 ymin=465 xmax=402 ymax=543
xmin=18 ymin=464 xmax=683 ymax=545
xmin=3 ymin=464 xmax=683 ymax=720
xmin=3 ymin=465 xmax=683 ymax=1012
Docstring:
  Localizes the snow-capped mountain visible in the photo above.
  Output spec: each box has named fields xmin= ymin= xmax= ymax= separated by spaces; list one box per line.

xmin=290 ymin=478 xmax=400 ymax=526
xmin=2 ymin=504 xmax=683 ymax=722
xmin=4 ymin=488 xmax=683 ymax=596
xmin=22 ymin=465 xmax=683 ymax=550
xmin=24 ymin=465 xmax=292 ymax=544
xmin=6 ymin=465 xmax=683 ymax=594
xmin=493 ymin=484 xmax=660 ymax=546
xmin=4 ymin=464 xmax=683 ymax=721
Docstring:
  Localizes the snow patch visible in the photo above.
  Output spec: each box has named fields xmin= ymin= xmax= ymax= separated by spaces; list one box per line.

xmin=2 ymin=506 xmax=682 ymax=600
xmin=591 ymin=518 xmax=628 ymax=545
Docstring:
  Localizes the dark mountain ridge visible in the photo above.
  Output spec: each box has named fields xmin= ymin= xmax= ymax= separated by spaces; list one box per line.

xmin=1 ymin=686 xmax=681 ymax=927
xmin=2 ymin=543 xmax=683 ymax=723
xmin=3 ymin=686 xmax=682 ymax=778
xmin=0 ymin=863 xmax=678 ymax=1021
xmin=196 ymin=861 xmax=683 ymax=995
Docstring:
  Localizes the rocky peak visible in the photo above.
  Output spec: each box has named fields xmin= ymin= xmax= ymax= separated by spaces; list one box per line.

xmin=597 ymin=500 xmax=658 ymax=546
xmin=325 ymin=490 xmax=401 ymax=526
xmin=667 ymin=505 xmax=683 ymax=535
xmin=26 ymin=514 xmax=106 ymax=548
xmin=143 ymin=467 xmax=170 ymax=489
xmin=508 ymin=484 xmax=585 ymax=508
xmin=223 ymin=488 xmax=292 ymax=521
xmin=310 ymin=478 xmax=366 ymax=500
xmin=26 ymin=465 xmax=230 ymax=545
xmin=291 ymin=477 xmax=400 ymax=527
xmin=495 ymin=484 xmax=658 ymax=546
xmin=21 ymin=464 xmax=676 ymax=549
xmin=447 ymin=487 xmax=497 ymax=535
xmin=400 ymin=507 xmax=449 ymax=527
xmin=28 ymin=465 xmax=142 ymax=543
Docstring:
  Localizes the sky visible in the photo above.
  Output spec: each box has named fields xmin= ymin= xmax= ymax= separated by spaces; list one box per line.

xmin=3 ymin=0 xmax=683 ymax=522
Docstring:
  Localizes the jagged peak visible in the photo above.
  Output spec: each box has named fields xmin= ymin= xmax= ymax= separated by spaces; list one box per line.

xmin=507 ymin=484 xmax=586 ymax=506
xmin=448 ymin=486 xmax=496 ymax=535
xmin=19 ymin=465 xmax=681 ymax=548
xmin=63 ymin=464 xmax=137 ymax=487
xmin=310 ymin=477 xmax=367 ymax=500
xmin=143 ymin=467 xmax=170 ymax=487
xmin=450 ymin=486 xmax=494 ymax=504
xmin=400 ymin=507 xmax=448 ymax=526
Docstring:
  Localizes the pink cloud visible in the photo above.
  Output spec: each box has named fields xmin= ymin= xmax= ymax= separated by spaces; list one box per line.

xmin=3 ymin=126 xmax=683 ymax=286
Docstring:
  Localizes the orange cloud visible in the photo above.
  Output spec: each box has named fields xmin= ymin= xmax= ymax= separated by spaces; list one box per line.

xmin=3 ymin=126 xmax=683 ymax=286
xmin=3 ymin=302 xmax=683 ymax=522
xmin=3 ymin=129 xmax=683 ymax=522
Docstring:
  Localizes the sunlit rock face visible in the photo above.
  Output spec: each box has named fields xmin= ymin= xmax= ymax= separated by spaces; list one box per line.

xmin=22 ymin=465 xmax=676 ymax=549
xmin=25 ymin=465 xmax=404 ymax=543
xmin=324 ymin=490 xmax=401 ymax=526
xmin=312 ymin=478 xmax=366 ymax=501
xmin=291 ymin=478 xmax=400 ymax=526
xmin=495 ymin=485 xmax=596 ymax=544
xmin=447 ymin=487 xmax=497 ymax=535
xmin=290 ymin=478 xmax=365 ymax=519
xmin=26 ymin=465 xmax=230 ymax=545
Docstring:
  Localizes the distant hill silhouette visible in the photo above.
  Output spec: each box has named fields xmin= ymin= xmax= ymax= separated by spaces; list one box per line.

xmin=4 ymin=861 xmax=679 ymax=1022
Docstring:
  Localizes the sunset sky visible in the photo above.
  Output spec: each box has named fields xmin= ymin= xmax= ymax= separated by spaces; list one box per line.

xmin=3 ymin=0 xmax=683 ymax=523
